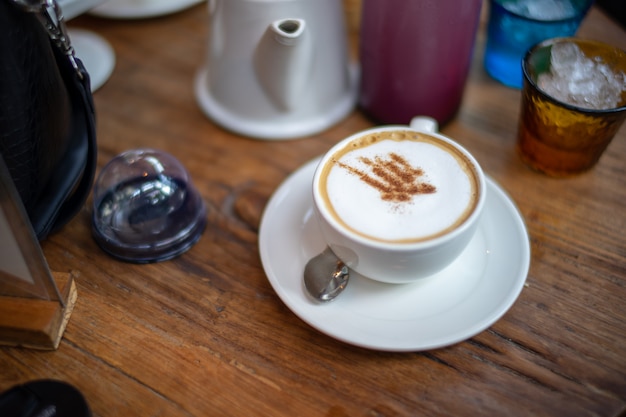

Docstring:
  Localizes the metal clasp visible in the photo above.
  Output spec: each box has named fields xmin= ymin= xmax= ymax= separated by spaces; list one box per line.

xmin=11 ymin=0 xmax=84 ymax=80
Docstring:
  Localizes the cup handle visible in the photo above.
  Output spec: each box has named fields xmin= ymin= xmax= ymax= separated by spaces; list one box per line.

xmin=410 ymin=116 xmax=438 ymax=133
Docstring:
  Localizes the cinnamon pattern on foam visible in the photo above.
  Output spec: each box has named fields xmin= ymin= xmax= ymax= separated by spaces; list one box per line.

xmin=338 ymin=153 xmax=436 ymax=203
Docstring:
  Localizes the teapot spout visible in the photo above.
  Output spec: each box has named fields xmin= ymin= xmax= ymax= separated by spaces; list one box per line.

xmin=254 ymin=18 xmax=313 ymax=111
xmin=271 ymin=18 xmax=306 ymax=45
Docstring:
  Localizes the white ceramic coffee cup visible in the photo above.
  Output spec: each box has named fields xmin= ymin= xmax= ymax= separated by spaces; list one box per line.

xmin=312 ymin=116 xmax=486 ymax=284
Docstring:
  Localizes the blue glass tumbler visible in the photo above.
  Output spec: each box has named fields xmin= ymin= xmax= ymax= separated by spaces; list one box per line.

xmin=484 ymin=0 xmax=592 ymax=88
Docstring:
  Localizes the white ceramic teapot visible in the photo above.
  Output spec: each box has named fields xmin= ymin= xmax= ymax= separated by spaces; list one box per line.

xmin=194 ymin=0 xmax=357 ymax=140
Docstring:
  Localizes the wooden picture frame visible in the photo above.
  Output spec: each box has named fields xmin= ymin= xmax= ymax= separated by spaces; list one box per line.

xmin=0 ymin=156 xmax=77 ymax=350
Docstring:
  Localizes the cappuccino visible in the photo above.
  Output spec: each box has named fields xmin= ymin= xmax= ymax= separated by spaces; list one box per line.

xmin=317 ymin=130 xmax=480 ymax=243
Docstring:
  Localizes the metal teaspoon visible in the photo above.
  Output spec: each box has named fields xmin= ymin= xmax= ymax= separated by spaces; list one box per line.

xmin=303 ymin=246 xmax=350 ymax=302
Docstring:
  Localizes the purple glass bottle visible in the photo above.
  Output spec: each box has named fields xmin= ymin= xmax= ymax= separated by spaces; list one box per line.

xmin=358 ymin=0 xmax=483 ymax=125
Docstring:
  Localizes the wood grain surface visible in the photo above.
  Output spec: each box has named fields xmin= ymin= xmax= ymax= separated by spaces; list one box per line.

xmin=1 ymin=2 xmax=625 ymax=416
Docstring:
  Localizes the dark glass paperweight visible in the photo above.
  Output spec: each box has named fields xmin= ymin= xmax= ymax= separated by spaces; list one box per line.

xmin=92 ymin=149 xmax=206 ymax=263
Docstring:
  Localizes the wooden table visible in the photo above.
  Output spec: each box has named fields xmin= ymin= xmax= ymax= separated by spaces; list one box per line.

xmin=2 ymin=3 xmax=625 ymax=416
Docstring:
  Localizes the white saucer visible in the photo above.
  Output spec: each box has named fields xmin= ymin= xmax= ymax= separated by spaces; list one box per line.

xmin=89 ymin=0 xmax=204 ymax=19
xmin=259 ymin=158 xmax=531 ymax=352
xmin=70 ymin=29 xmax=115 ymax=92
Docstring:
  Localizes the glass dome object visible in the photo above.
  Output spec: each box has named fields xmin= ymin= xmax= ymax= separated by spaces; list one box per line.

xmin=92 ymin=149 xmax=206 ymax=263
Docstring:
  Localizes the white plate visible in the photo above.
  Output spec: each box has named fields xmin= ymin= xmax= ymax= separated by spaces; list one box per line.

xmin=90 ymin=0 xmax=204 ymax=19
xmin=259 ymin=158 xmax=531 ymax=352
xmin=70 ymin=29 xmax=115 ymax=92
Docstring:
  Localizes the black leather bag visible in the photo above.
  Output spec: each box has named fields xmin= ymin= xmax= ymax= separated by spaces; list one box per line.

xmin=0 ymin=0 xmax=97 ymax=240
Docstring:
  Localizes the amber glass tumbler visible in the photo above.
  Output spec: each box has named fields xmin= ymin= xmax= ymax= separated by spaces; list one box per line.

xmin=517 ymin=38 xmax=626 ymax=176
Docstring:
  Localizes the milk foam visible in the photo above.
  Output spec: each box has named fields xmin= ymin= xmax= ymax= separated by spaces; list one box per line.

xmin=321 ymin=133 xmax=477 ymax=242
